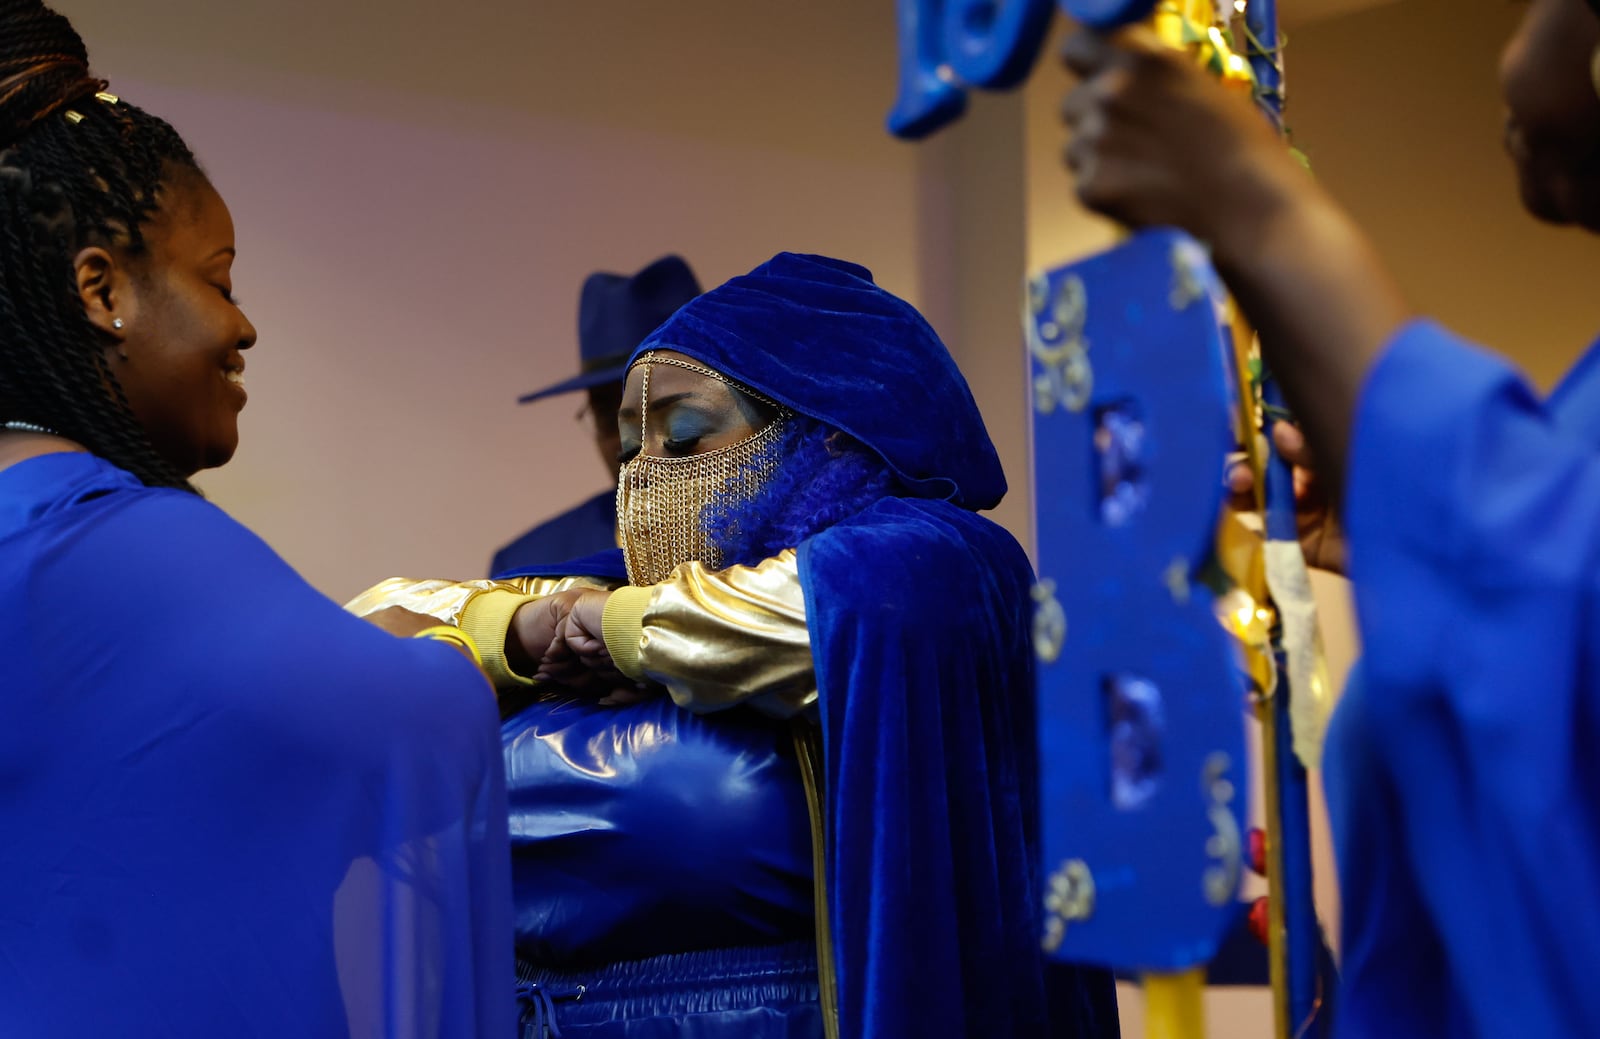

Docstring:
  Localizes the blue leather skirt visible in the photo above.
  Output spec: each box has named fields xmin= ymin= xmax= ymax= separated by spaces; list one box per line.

xmin=516 ymin=941 xmax=822 ymax=1038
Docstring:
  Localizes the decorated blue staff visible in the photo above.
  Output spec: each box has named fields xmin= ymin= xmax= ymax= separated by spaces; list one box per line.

xmin=888 ymin=2 xmax=1328 ymax=1036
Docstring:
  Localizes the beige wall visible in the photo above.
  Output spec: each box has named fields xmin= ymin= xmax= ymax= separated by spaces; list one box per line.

xmin=1290 ymin=0 xmax=1600 ymax=389
xmin=914 ymin=90 xmax=1033 ymax=544
xmin=58 ymin=0 xmax=1041 ymax=597
xmin=62 ymin=0 xmax=953 ymax=600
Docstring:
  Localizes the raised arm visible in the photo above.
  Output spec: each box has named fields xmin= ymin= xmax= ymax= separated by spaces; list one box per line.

xmin=1059 ymin=26 xmax=1412 ymax=493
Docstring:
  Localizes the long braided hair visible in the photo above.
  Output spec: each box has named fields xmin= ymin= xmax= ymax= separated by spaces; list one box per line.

xmin=0 ymin=0 xmax=205 ymax=491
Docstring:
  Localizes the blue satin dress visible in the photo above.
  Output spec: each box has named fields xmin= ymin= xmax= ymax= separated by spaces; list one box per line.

xmin=503 ymin=696 xmax=821 ymax=1037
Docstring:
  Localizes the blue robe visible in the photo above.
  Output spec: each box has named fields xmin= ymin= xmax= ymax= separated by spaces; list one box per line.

xmin=1331 ymin=320 xmax=1600 ymax=1036
xmin=803 ymin=497 xmax=1119 ymax=1038
xmin=0 ymin=452 xmax=513 ymax=1036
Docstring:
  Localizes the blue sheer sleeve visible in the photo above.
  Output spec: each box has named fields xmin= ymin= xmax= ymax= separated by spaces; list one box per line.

xmin=0 ymin=455 xmax=513 ymax=1036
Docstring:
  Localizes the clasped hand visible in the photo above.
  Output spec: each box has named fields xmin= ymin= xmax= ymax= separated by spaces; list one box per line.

xmin=510 ymin=589 xmax=657 ymax=706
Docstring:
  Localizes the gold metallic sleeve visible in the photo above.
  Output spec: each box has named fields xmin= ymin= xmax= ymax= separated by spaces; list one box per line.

xmin=602 ymin=548 xmax=817 ymax=719
xmin=344 ymin=574 xmax=614 ymax=690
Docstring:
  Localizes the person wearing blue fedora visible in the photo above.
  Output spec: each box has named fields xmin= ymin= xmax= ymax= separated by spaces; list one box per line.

xmin=490 ymin=255 xmax=702 ymax=576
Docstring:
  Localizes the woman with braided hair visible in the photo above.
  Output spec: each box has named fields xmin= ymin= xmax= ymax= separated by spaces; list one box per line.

xmin=0 ymin=4 xmax=513 ymax=1034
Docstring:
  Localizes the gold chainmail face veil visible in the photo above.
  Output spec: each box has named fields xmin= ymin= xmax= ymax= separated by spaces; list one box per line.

xmin=616 ymin=352 xmax=790 ymax=585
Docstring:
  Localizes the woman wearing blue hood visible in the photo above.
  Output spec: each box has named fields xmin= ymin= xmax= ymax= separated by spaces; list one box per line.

xmin=352 ymin=252 xmax=1119 ymax=1038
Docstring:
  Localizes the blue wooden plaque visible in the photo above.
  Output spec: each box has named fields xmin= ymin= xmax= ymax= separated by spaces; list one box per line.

xmin=1029 ymin=229 xmax=1249 ymax=970
xmin=888 ymin=0 xmax=1056 ymax=138
xmin=888 ymin=0 xmax=1168 ymax=139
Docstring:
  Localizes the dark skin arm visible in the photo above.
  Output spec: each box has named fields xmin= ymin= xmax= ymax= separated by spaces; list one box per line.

xmin=1060 ymin=27 xmax=1412 ymax=496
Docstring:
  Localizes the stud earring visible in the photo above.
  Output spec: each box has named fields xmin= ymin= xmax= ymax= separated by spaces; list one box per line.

xmin=112 ymin=318 xmax=124 ymax=330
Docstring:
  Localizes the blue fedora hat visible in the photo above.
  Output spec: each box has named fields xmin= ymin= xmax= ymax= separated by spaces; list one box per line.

xmin=517 ymin=255 xmax=702 ymax=404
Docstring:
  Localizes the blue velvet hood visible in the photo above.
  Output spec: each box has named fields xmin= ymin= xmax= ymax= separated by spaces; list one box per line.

xmin=629 ymin=252 xmax=1007 ymax=511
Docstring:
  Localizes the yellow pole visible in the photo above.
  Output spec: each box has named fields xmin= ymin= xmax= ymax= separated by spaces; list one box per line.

xmin=1145 ymin=968 xmax=1207 ymax=1039
xmin=1230 ymin=305 xmax=1293 ymax=1039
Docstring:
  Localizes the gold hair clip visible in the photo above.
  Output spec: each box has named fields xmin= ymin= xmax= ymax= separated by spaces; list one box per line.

xmin=94 ymin=91 xmax=118 ymax=105
xmin=63 ymin=110 xmax=83 ymax=124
